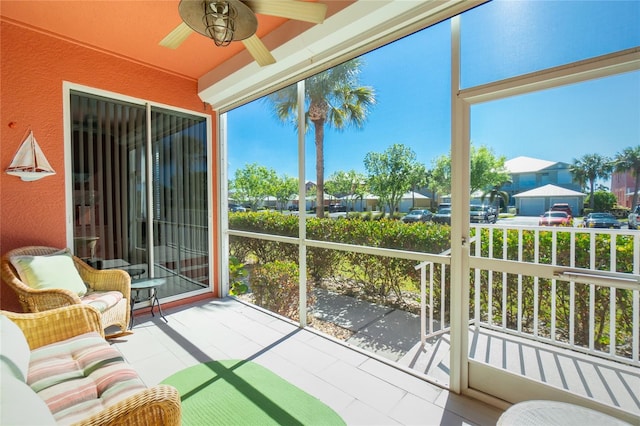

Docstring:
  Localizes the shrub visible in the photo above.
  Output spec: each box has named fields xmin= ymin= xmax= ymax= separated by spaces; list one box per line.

xmin=228 ymin=256 xmax=248 ymax=295
xmin=249 ymin=260 xmax=313 ymax=320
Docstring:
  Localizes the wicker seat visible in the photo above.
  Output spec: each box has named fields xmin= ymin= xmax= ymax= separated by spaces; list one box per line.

xmin=1 ymin=305 xmax=181 ymax=426
xmin=1 ymin=246 xmax=130 ymax=336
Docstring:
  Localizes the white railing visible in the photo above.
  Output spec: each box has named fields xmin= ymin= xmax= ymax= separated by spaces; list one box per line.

xmin=469 ymin=224 xmax=640 ymax=367
xmin=415 ymin=225 xmax=640 ymax=365
xmin=416 ymin=260 xmax=450 ymax=345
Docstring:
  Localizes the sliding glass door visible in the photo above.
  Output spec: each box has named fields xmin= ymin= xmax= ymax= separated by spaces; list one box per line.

xmin=70 ymin=91 xmax=210 ymax=299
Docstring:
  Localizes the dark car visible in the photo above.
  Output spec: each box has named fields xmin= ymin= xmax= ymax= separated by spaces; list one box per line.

xmin=229 ymin=203 xmax=246 ymax=212
xmin=432 ymin=207 xmax=451 ymax=225
xmin=328 ymin=204 xmax=347 ymax=213
xmin=583 ymin=212 xmax=621 ymax=229
xmin=470 ymin=205 xmax=497 ymax=224
xmin=402 ymin=209 xmax=433 ymax=223
xmin=539 ymin=211 xmax=572 ymax=226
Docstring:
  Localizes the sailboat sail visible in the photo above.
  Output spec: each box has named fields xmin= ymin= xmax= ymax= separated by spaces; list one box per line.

xmin=6 ymin=131 xmax=56 ymax=181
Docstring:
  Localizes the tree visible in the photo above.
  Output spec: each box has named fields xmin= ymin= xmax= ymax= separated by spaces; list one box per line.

xmin=470 ymin=145 xmax=509 ymax=194
xmin=325 ymin=170 xmax=367 ymax=211
xmin=264 ymin=58 xmax=376 ymax=218
xmin=570 ymin=154 xmax=613 ymax=209
xmin=614 ymin=145 xmax=640 ymax=208
xmin=273 ymin=175 xmax=298 ymax=211
xmin=481 ymin=184 xmax=510 ymax=213
xmin=364 ymin=143 xmax=421 ymax=214
xmin=408 ymin=163 xmax=428 ymax=209
xmin=429 ymin=144 xmax=509 ymax=200
xmin=230 ymin=163 xmax=278 ymax=210
xmin=429 ymin=155 xmax=451 ymax=202
xmin=585 ymin=190 xmax=617 ymax=212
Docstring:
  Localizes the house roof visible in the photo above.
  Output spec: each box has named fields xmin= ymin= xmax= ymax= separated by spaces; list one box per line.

xmin=504 ymin=156 xmax=558 ymax=174
xmin=513 ymin=184 xmax=586 ymax=198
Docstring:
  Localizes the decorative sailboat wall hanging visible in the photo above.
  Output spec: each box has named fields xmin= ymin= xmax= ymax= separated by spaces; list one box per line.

xmin=6 ymin=130 xmax=56 ymax=181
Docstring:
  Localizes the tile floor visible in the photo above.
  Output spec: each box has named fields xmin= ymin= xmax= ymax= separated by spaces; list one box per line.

xmin=110 ymin=297 xmax=504 ymax=425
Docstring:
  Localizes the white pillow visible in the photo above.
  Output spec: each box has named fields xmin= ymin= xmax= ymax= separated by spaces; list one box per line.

xmin=0 ymin=315 xmax=31 ymax=382
xmin=10 ymin=252 xmax=87 ymax=297
xmin=0 ymin=374 xmax=56 ymax=425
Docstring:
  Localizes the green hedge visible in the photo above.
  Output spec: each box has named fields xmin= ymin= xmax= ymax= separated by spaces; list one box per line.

xmin=230 ymin=212 xmax=451 ymax=303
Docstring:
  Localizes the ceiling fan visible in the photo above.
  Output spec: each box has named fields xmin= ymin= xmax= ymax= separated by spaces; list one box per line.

xmin=160 ymin=0 xmax=327 ymax=67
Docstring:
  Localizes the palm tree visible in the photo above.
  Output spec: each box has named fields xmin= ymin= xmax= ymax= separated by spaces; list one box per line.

xmin=570 ymin=154 xmax=612 ymax=209
xmin=265 ymin=58 xmax=376 ymax=217
xmin=481 ymin=185 xmax=509 ymax=214
xmin=613 ymin=145 xmax=640 ymax=209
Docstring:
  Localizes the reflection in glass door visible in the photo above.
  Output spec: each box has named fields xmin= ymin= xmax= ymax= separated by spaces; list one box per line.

xmin=70 ymin=92 xmax=210 ymax=299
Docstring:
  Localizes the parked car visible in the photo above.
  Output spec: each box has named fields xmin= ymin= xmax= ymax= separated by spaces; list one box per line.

xmin=583 ymin=212 xmax=621 ymax=229
xmin=470 ymin=205 xmax=497 ymax=224
xmin=328 ymin=204 xmax=347 ymax=213
xmin=539 ymin=211 xmax=572 ymax=227
xmin=402 ymin=209 xmax=433 ymax=223
xmin=229 ymin=203 xmax=246 ymax=212
xmin=432 ymin=207 xmax=451 ymax=225
xmin=628 ymin=204 xmax=640 ymax=230
xmin=550 ymin=203 xmax=573 ymax=217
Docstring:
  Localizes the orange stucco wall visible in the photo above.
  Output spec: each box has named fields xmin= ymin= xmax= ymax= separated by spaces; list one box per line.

xmin=0 ymin=22 xmax=218 ymax=310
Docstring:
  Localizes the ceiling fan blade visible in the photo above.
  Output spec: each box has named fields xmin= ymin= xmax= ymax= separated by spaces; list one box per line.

xmin=243 ymin=0 xmax=327 ymax=24
xmin=242 ymin=35 xmax=276 ymax=67
xmin=160 ymin=22 xmax=193 ymax=49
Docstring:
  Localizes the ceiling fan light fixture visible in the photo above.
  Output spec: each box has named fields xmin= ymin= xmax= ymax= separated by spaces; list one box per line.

xmin=203 ymin=0 xmax=236 ymax=46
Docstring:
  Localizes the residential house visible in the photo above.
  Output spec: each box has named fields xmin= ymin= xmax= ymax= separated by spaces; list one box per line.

xmin=503 ymin=156 xmax=582 ymax=203
xmin=611 ymin=170 xmax=639 ymax=208
xmin=513 ymin=184 xmax=586 ymax=216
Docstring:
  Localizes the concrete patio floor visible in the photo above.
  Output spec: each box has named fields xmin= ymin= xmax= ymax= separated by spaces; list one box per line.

xmin=110 ymin=297 xmax=504 ymax=425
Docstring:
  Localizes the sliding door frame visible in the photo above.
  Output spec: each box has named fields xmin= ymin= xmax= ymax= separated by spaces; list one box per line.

xmin=63 ymin=81 xmax=214 ymax=303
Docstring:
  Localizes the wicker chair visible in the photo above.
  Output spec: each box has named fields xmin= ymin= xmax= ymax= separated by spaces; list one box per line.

xmin=1 ymin=246 xmax=130 ymax=336
xmin=1 ymin=305 xmax=182 ymax=425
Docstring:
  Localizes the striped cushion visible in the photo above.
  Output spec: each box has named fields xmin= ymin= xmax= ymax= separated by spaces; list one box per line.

xmin=28 ymin=332 xmax=146 ymax=425
xmin=81 ymin=290 xmax=123 ymax=313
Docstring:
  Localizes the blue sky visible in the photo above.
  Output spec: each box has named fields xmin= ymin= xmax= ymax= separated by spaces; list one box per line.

xmin=227 ymin=1 xmax=640 ymax=182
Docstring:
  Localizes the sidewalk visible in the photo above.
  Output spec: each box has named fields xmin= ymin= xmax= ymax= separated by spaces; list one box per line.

xmin=312 ymin=288 xmax=423 ymax=362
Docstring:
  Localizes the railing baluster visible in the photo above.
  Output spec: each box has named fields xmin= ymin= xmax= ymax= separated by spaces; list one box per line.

xmin=517 ymin=228 xmax=523 ymax=333
xmin=634 ymin=232 xmax=640 ymax=363
xmin=610 ymin=286 xmax=616 ymax=356
xmin=475 ymin=227 xmax=481 ymax=326
xmin=589 ymin=232 xmax=596 ymax=351
xmin=429 ymin=263 xmax=434 ymax=335
xmin=420 ymin=261 xmax=426 ymax=345
xmin=488 ymin=227 xmax=494 ymax=326
xmin=534 ymin=229 xmax=539 ymax=337
xmin=441 ymin=264 xmax=446 ymax=333
xmin=610 ymin=234 xmax=617 ymax=356
xmin=633 ymin=289 xmax=639 ymax=363
xmin=552 ymin=229 xmax=558 ymax=344
xmin=502 ymin=228 xmax=508 ymax=329
xmin=589 ymin=282 xmax=595 ymax=351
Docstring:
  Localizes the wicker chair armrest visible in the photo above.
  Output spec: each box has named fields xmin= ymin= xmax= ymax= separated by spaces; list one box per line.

xmin=0 ymin=304 xmax=104 ymax=350
xmin=74 ymin=258 xmax=131 ymax=301
xmin=21 ymin=287 xmax=82 ymax=311
xmin=74 ymin=385 xmax=182 ymax=426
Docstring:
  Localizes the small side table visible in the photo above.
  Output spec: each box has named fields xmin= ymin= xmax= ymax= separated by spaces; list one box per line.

xmin=122 ymin=267 xmax=145 ymax=279
xmin=129 ymin=278 xmax=168 ymax=328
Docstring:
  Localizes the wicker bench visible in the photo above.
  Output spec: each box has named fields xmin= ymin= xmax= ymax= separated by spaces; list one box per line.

xmin=0 ymin=305 xmax=181 ymax=425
